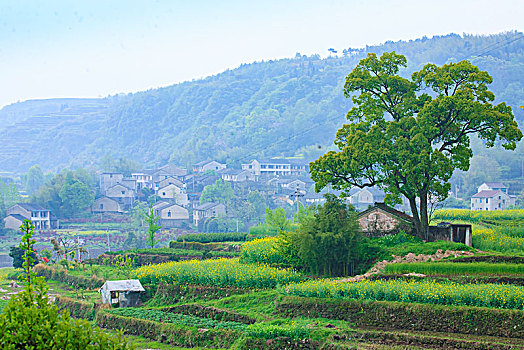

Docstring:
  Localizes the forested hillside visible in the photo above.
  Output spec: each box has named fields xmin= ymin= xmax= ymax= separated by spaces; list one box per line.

xmin=1 ymin=31 xmax=523 ymax=188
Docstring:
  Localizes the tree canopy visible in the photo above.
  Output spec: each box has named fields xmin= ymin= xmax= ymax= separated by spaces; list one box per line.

xmin=310 ymin=52 xmax=522 ymax=237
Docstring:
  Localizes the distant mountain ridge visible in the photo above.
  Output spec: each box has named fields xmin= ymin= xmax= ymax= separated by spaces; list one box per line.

xmin=1 ymin=31 xmax=523 ymax=174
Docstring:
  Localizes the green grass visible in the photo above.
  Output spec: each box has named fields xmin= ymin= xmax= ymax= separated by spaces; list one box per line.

xmin=383 ymin=262 xmax=524 ymax=275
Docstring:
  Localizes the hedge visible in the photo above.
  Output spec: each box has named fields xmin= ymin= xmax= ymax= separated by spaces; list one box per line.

xmin=169 ymin=241 xmax=240 ymax=252
xmin=149 ymin=282 xmax=250 ymax=306
xmin=176 ymin=232 xmax=248 ymax=243
xmin=161 ymin=304 xmax=256 ymax=324
xmin=55 ymin=296 xmax=96 ymax=320
xmin=276 ymin=296 xmax=524 ymax=338
xmin=33 ymin=264 xmax=105 ymax=290
xmin=96 ymin=310 xmax=240 ymax=348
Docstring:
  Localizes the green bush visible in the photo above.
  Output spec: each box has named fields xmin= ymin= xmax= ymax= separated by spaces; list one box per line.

xmin=245 ymin=322 xmax=310 ymax=340
xmin=386 ymin=240 xmax=474 ymax=256
xmin=33 ymin=264 xmax=105 ymax=290
xmin=55 ymin=296 xmax=96 ymax=320
xmin=0 ymin=219 xmax=131 ymax=349
xmin=149 ymin=283 xmax=250 ymax=305
xmin=249 ymin=224 xmax=279 ymax=237
xmin=280 ymin=195 xmax=363 ymax=276
xmin=176 ymin=232 xmax=248 ymax=243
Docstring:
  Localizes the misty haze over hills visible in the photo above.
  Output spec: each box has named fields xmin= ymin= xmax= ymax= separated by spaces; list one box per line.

xmin=0 ymin=31 xmax=523 ymax=176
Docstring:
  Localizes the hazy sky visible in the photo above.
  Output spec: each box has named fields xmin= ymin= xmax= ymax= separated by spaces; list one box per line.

xmin=1 ymin=0 xmax=523 ymax=108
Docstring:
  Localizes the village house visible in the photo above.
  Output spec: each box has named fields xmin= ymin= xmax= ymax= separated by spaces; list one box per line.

xmin=358 ymin=203 xmax=414 ymax=236
xmin=471 ymin=182 xmax=516 ymax=211
xmin=218 ymin=168 xmax=255 ymax=182
xmin=192 ymin=160 xmax=227 ymax=173
xmin=91 ymin=196 xmax=123 ymax=214
xmin=193 ymin=202 xmax=226 ymax=229
xmin=99 ymin=280 xmax=145 ymax=307
xmin=131 ymin=164 xmax=187 ymax=190
xmin=156 ymin=184 xmax=189 ymax=206
xmin=4 ymin=203 xmax=58 ymax=230
xmin=358 ymin=203 xmax=472 ymax=246
xmin=471 ymin=190 xmax=514 ymax=211
xmin=242 ymin=159 xmax=308 ymax=178
xmin=104 ymin=183 xmax=135 ymax=210
xmin=99 ymin=172 xmax=124 ymax=195
xmin=153 ymin=202 xmax=190 ymax=228
xmin=349 ymin=187 xmax=386 ymax=210
xmin=477 ymin=182 xmax=509 ymax=194
xmin=154 ymin=176 xmax=185 ymax=191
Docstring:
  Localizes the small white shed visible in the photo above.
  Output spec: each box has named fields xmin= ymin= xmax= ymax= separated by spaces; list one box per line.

xmin=98 ymin=279 xmax=145 ymax=307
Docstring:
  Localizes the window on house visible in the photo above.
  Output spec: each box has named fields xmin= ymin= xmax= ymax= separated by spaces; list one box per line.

xmin=486 ymin=198 xmax=489 ymax=203
xmin=503 ymin=199 xmax=506 ymax=204
xmin=168 ymin=211 xmax=171 ymax=217
xmin=480 ymin=198 xmax=482 ymax=203
xmin=499 ymin=203 xmax=501 ymax=208
xmin=162 ymin=192 xmax=166 ymax=196
xmin=110 ymin=174 xmax=113 ymax=178
xmin=121 ymin=191 xmax=125 ymax=195
xmin=499 ymin=196 xmax=501 ymax=200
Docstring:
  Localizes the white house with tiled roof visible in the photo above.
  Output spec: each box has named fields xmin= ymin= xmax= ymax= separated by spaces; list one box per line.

xmin=477 ymin=182 xmax=508 ymax=194
xmin=471 ymin=190 xmax=515 ymax=211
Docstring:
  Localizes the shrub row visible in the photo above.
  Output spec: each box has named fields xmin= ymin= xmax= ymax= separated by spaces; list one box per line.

xmin=352 ymin=329 xmax=522 ymax=350
xmin=149 ymin=282 xmax=250 ymax=306
xmin=96 ymin=310 xmax=240 ymax=348
xmin=383 ymin=262 xmax=524 ymax=276
xmin=162 ymin=304 xmax=256 ymax=324
xmin=276 ymin=296 xmax=524 ymax=338
xmin=450 ymin=255 xmax=524 ymax=264
xmin=176 ymin=232 xmax=249 ymax=243
xmin=33 ymin=264 xmax=104 ymax=290
xmin=55 ymin=296 xmax=96 ymax=320
xmin=169 ymin=241 xmax=240 ymax=252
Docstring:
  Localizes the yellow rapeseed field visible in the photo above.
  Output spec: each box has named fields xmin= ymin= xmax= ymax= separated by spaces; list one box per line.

xmin=283 ymin=278 xmax=524 ymax=310
xmin=133 ymin=257 xmax=303 ymax=289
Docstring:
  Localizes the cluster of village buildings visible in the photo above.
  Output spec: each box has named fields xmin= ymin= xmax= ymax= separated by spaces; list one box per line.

xmin=2 ymin=156 xmax=518 ymax=233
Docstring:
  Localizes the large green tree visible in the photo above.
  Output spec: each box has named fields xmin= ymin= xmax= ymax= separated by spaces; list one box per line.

xmin=310 ymin=52 xmax=522 ymax=238
xmin=199 ymin=179 xmax=235 ymax=205
xmin=59 ymin=174 xmax=94 ymax=217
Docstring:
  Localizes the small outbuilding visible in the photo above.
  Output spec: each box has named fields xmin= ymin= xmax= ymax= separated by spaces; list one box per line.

xmin=98 ymin=279 xmax=145 ymax=307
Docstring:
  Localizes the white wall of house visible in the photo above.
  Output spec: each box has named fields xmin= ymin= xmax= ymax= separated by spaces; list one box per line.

xmin=471 ymin=191 xmax=512 ymax=211
xmin=158 ymin=204 xmax=189 ymax=220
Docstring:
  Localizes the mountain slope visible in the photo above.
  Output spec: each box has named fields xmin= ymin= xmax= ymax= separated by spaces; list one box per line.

xmin=1 ymin=31 xmax=523 ymax=173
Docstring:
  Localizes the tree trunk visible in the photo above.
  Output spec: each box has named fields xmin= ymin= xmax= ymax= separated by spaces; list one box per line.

xmin=419 ymin=191 xmax=429 ymax=241
xmin=408 ymin=196 xmax=422 ymax=238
